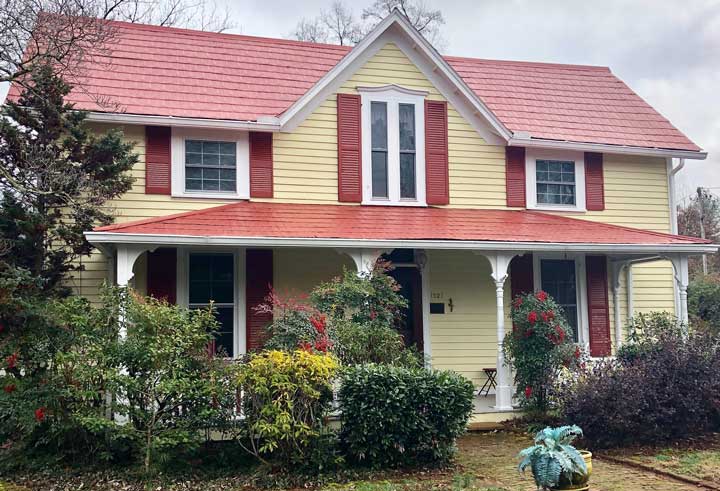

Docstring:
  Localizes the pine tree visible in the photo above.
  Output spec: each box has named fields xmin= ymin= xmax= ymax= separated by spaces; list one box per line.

xmin=0 ymin=64 xmax=137 ymax=295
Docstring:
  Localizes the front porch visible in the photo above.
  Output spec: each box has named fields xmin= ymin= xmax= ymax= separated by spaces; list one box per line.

xmin=86 ymin=201 xmax=711 ymax=421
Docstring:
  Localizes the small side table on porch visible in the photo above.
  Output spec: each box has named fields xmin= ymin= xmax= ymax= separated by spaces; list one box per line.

xmin=478 ymin=368 xmax=497 ymax=396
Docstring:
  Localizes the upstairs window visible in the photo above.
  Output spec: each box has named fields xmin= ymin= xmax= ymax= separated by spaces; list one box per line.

xmin=185 ymin=140 xmax=237 ymax=192
xmin=171 ymin=128 xmax=250 ymax=199
xmin=360 ymin=85 xmax=427 ymax=206
xmin=526 ymin=149 xmax=586 ymax=212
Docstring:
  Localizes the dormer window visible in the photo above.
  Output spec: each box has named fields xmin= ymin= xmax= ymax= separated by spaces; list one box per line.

xmin=359 ymin=85 xmax=427 ymax=206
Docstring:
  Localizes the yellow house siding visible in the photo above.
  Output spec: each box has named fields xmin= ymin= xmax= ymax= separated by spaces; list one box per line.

xmin=273 ymin=249 xmax=354 ymax=295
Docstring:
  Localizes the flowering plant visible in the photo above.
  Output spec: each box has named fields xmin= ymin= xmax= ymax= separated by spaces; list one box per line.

xmin=503 ymin=291 xmax=584 ymax=411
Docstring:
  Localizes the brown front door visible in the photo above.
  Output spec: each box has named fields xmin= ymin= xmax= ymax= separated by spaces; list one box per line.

xmin=388 ymin=266 xmax=424 ymax=352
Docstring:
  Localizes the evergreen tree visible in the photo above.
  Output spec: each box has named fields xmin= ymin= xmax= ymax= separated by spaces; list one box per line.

xmin=0 ymin=64 xmax=137 ymax=295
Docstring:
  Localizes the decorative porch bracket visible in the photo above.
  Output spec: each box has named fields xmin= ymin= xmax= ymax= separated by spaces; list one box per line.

xmin=474 ymin=251 xmax=518 ymax=412
xmin=667 ymin=254 xmax=690 ymax=326
xmin=336 ymin=248 xmax=391 ymax=275
xmin=116 ymin=245 xmax=156 ymax=337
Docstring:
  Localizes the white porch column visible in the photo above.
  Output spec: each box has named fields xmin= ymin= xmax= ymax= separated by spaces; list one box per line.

xmin=476 ymin=252 xmax=516 ymax=412
xmin=669 ymin=254 xmax=690 ymax=326
xmin=336 ymin=248 xmax=391 ymax=275
xmin=610 ymin=261 xmax=628 ymax=350
xmin=116 ymin=245 xmax=153 ymax=337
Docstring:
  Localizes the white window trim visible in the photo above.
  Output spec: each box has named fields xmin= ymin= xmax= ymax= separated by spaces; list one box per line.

xmin=526 ymin=148 xmax=586 ymax=212
xmin=358 ymin=85 xmax=427 ymax=206
xmin=176 ymin=247 xmax=247 ymax=358
xmin=533 ymin=253 xmax=590 ymax=348
xmin=171 ymin=127 xmax=250 ymax=200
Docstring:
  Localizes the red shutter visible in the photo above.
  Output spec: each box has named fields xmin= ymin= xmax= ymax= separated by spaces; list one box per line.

xmin=337 ymin=93 xmax=362 ymax=202
xmin=510 ymin=254 xmax=534 ymax=299
xmin=146 ymin=248 xmax=177 ymax=304
xmin=246 ymin=249 xmax=273 ymax=352
xmin=425 ymin=100 xmax=449 ymax=205
xmin=586 ymin=255 xmax=611 ymax=357
xmin=506 ymin=146 xmax=526 ymax=207
xmin=250 ymin=132 xmax=273 ymax=198
xmin=585 ymin=152 xmax=605 ymax=211
xmin=145 ymin=126 xmax=171 ymax=195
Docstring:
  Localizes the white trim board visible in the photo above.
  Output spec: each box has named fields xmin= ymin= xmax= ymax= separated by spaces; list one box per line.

xmin=85 ymin=232 xmax=718 ymax=255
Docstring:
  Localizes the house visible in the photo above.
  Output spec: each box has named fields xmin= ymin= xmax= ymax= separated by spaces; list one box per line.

xmin=11 ymin=11 xmax=715 ymax=422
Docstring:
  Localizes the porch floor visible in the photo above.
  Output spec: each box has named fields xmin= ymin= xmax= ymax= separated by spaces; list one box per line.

xmin=473 ymin=392 xmax=519 ymax=414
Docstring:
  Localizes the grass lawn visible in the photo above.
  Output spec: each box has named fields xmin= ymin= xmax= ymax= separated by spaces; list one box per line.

xmin=0 ymin=432 xmax=710 ymax=490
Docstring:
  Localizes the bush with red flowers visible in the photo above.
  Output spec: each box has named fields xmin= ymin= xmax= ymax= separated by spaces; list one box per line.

xmin=503 ymin=291 xmax=583 ymax=412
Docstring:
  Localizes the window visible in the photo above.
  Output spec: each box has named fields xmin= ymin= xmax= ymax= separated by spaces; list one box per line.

xmin=526 ymin=149 xmax=585 ymax=211
xmin=536 ymin=160 xmax=575 ymax=205
xmin=540 ymin=259 xmax=579 ymax=341
xmin=171 ymin=128 xmax=249 ymax=199
xmin=189 ymin=253 xmax=235 ymax=357
xmin=185 ymin=140 xmax=237 ymax=192
xmin=360 ymin=86 xmax=426 ymax=205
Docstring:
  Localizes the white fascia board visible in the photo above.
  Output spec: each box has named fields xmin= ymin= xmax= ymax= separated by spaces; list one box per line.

xmin=84 ymin=231 xmax=719 ymax=255
xmin=509 ymin=136 xmax=707 ymax=160
xmin=85 ymin=112 xmax=281 ymax=132
xmin=277 ymin=11 xmax=512 ymax=142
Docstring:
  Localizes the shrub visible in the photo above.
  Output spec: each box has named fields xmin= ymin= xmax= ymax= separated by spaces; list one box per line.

xmin=503 ymin=291 xmax=584 ymax=412
xmin=339 ymin=364 xmax=474 ymax=468
xmin=688 ymin=274 xmax=720 ymax=333
xmin=237 ymin=349 xmax=340 ymax=470
xmin=561 ymin=312 xmax=720 ymax=448
xmin=332 ymin=320 xmax=421 ymax=368
xmin=259 ymin=290 xmax=333 ymax=353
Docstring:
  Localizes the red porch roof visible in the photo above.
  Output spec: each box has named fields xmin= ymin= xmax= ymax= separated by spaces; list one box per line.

xmin=7 ymin=19 xmax=701 ymax=152
xmin=94 ymin=201 xmax=708 ymax=246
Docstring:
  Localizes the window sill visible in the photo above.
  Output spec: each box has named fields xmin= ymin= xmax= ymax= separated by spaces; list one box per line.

xmin=362 ymin=199 xmax=427 ymax=207
xmin=529 ymin=205 xmax=586 ymax=213
xmin=171 ymin=191 xmax=248 ymax=200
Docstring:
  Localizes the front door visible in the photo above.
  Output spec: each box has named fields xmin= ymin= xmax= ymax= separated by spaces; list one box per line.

xmin=388 ymin=266 xmax=424 ymax=352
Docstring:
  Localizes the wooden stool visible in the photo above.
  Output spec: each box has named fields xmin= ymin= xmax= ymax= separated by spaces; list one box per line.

xmin=478 ymin=368 xmax=497 ymax=396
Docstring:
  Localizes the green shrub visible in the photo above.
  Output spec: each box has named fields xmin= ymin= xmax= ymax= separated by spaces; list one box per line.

xmin=503 ymin=291 xmax=584 ymax=412
xmin=332 ymin=319 xmax=421 ymax=368
xmin=688 ymin=275 xmax=720 ymax=333
xmin=237 ymin=349 xmax=340 ymax=471
xmin=339 ymin=364 xmax=474 ymax=468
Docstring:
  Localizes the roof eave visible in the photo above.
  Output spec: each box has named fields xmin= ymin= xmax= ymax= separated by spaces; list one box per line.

xmin=85 ymin=112 xmax=281 ymax=132
xmin=508 ymin=135 xmax=707 ymax=160
xmin=84 ymin=231 xmax=718 ymax=255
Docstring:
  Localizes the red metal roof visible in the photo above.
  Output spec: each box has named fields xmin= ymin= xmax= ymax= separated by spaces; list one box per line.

xmin=93 ymin=201 xmax=708 ymax=246
xmin=6 ymin=19 xmax=700 ymax=152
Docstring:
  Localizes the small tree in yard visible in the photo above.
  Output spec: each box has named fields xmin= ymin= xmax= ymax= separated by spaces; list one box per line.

xmin=0 ymin=63 xmax=137 ymax=295
xmin=503 ymin=291 xmax=584 ymax=412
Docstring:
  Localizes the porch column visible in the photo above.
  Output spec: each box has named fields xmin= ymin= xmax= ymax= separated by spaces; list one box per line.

xmin=669 ymin=254 xmax=690 ymax=326
xmin=116 ymin=245 xmax=153 ymax=337
xmin=610 ymin=261 xmax=628 ymax=350
xmin=476 ymin=252 xmax=516 ymax=411
xmin=337 ymin=248 xmax=390 ymax=275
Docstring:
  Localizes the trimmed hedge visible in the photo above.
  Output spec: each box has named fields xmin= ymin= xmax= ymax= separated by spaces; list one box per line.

xmin=338 ymin=364 xmax=474 ymax=468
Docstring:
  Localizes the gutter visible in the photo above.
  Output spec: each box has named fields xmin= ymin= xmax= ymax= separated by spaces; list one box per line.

xmin=85 ymin=112 xmax=281 ymax=132
xmin=83 ymin=231 xmax=719 ymax=255
xmin=668 ymin=158 xmax=686 ymax=234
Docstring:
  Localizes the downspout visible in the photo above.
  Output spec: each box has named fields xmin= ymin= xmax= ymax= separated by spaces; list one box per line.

xmin=668 ymin=157 xmax=685 ymax=313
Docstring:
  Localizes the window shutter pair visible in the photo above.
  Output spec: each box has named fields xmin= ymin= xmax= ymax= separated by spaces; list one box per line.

xmin=144 ymin=126 xmax=273 ymax=198
xmin=505 ymin=147 xmax=605 ymax=210
xmin=336 ymin=94 xmax=450 ymax=205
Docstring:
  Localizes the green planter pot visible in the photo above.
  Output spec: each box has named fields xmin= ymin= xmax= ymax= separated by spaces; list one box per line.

xmin=554 ymin=451 xmax=592 ymax=490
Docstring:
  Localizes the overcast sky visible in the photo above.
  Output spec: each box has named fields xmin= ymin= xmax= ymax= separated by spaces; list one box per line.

xmin=2 ymin=0 xmax=717 ymax=202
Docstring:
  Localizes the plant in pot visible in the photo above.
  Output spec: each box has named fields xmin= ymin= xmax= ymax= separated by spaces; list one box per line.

xmin=518 ymin=425 xmax=592 ymax=491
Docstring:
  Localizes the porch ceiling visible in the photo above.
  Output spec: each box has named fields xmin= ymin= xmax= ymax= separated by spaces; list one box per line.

xmin=86 ymin=201 xmax=716 ymax=255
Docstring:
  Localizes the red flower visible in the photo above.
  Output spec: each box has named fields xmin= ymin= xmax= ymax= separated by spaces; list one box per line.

xmin=298 ymin=341 xmax=313 ymax=352
xmin=3 ymin=384 xmax=15 ymax=394
xmin=5 ymin=353 xmax=18 ymax=370
xmin=310 ymin=315 xmax=326 ymax=334
xmin=535 ymin=291 xmax=548 ymax=302
xmin=512 ymin=297 xmax=523 ymax=309
xmin=369 ymin=310 xmax=377 ymax=320
xmin=574 ymin=347 xmax=581 ymax=359
xmin=541 ymin=310 xmax=555 ymax=323
xmin=555 ymin=325 xmax=565 ymax=343
xmin=314 ymin=336 xmax=332 ymax=353
xmin=34 ymin=407 xmax=46 ymax=422
xmin=524 ymin=386 xmax=533 ymax=399
xmin=527 ymin=311 xmax=538 ymax=324
xmin=524 ymin=328 xmax=534 ymax=338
